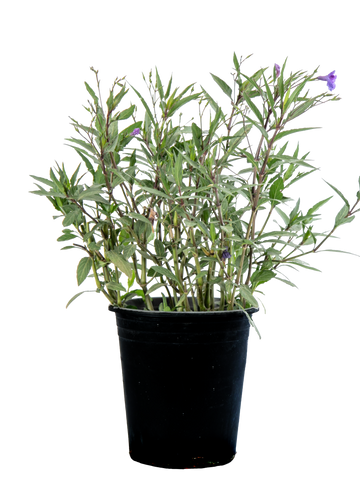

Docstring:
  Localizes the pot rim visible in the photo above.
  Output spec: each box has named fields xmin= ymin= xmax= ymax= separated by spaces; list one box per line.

xmin=109 ymin=297 xmax=258 ymax=316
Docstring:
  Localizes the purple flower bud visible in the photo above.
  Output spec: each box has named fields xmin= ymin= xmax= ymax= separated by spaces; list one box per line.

xmin=221 ymin=248 xmax=231 ymax=261
xmin=317 ymin=70 xmax=337 ymax=91
xmin=130 ymin=128 xmax=141 ymax=136
xmin=275 ymin=63 xmax=280 ymax=78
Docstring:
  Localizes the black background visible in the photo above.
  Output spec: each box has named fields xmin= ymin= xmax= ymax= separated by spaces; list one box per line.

xmin=23 ymin=42 xmax=359 ymax=478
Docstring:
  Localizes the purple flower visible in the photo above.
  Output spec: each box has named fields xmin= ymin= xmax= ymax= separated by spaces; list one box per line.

xmin=275 ymin=63 xmax=281 ymax=78
xmin=130 ymin=127 xmax=141 ymax=136
xmin=317 ymin=71 xmax=337 ymax=91
xmin=221 ymin=248 xmax=231 ymax=261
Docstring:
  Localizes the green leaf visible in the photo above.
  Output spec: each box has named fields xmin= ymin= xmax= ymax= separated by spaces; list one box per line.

xmin=249 ymin=318 xmax=264 ymax=342
xmin=275 ymin=127 xmax=320 ymax=142
xmin=122 ymin=289 xmax=145 ymax=302
xmin=243 ymin=92 xmax=263 ymax=125
xmin=49 ymin=167 xmax=65 ymax=193
xmin=335 ymin=204 xmax=349 ymax=227
xmin=210 ymin=223 xmax=216 ymax=243
xmin=220 ymin=225 xmax=233 ymax=235
xmin=209 ymin=107 xmax=222 ymax=139
xmin=242 ymin=150 xmax=259 ymax=171
xmin=31 ymin=188 xmax=66 ymax=198
xmin=122 ymin=244 xmax=136 ymax=259
xmin=191 ymin=122 xmax=202 ymax=153
xmin=288 ymin=99 xmax=315 ymax=121
xmin=30 ymin=175 xmax=55 ymax=188
xmin=251 ymin=269 xmax=276 ymax=286
xmin=284 ymin=79 xmax=308 ymax=112
xmin=113 ymin=85 xmax=130 ymax=110
xmin=288 ymin=201 xmax=300 ymax=225
xmin=57 ymin=233 xmax=78 ymax=242
xmin=320 ymin=247 xmax=360 ymax=260
xmin=174 ymin=154 xmax=183 ymax=186
xmin=84 ymin=82 xmax=99 ymax=105
xmin=168 ymin=93 xmax=201 ymax=117
xmin=104 ymin=131 xmax=119 ymax=153
xmin=262 ymin=74 xmax=275 ymax=116
xmin=276 ymin=270 xmax=301 ymax=294
xmin=193 ymin=218 xmax=211 ymax=239
xmin=151 ymin=265 xmax=180 ymax=285
xmin=62 ymin=209 xmax=82 ymax=227
xmin=77 ymin=257 xmax=93 ymax=286
xmin=155 ymin=67 xmax=164 ymax=99
xmin=282 ymin=86 xmax=294 ymax=111
xmin=70 ymin=119 xmax=99 ymax=137
xmin=240 ymin=69 xmax=266 ymax=94
xmin=354 ymin=173 xmax=360 ymax=200
xmin=127 ymin=212 xmax=153 ymax=226
xmin=284 ymin=163 xmax=295 ymax=181
xmin=63 ymin=288 xmax=99 ymax=312
xmin=164 ymin=75 xmax=173 ymax=99
xmin=115 ymin=121 xmax=143 ymax=152
xmin=269 ymin=178 xmax=284 ymax=202
xmin=270 ymin=154 xmax=314 ymax=167
xmin=65 ymin=137 xmax=97 ymax=155
xmin=106 ymin=90 xmax=114 ymax=110
xmin=306 ymin=193 xmax=335 ymax=215
xmin=113 ymin=104 xmax=135 ymax=121
xmin=81 ymin=193 xmax=109 ymax=204
xmin=319 ymin=175 xmax=350 ymax=207
xmin=106 ymin=282 xmax=126 ymax=292
xmin=239 ymin=285 xmax=259 ymax=308
xmin=72 ymin=149 xmax=95 ymax=179
xmin=165 ymin=87 xmax=179 ymax=111
xmin=70 ymin=164 xmax=81 ymax=187
xmin=206 ymin=70 xmax=233 ymax=102
xmin=233 ymin=52 xmax=240 ymax=74
xmin=257 ymin=230 xmax=293 ymax=239
xmin=131 ymin=85 xmax=155 ymax=125
xmin=107 ymin=250 xmax=133 ymax=278
xmin=265 ymin=248 xmax=282 ymax=259
xmin=244 ymin=116 xmax=268 ymax=140
xmin=154 ymin=239 xmax=166 ymax=257
xmin=281 ymin=252 xmax=323 ymax=275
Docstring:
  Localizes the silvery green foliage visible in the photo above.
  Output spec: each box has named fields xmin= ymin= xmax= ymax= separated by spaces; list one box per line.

xmin=31 ymin=56 xmax=360 ymax=321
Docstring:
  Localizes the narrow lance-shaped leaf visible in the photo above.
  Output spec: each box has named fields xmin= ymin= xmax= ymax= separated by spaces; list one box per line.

xmin=262 ymin=73 xmax=276 ymax=117
xmin=77 ymin=257 xmax=93 ymax=286
xmin=107 ymin=251 xmax=133 ymax=278
xmin=284 ymin=77 xmax=310 ymax=113
xmin=206 ymin=70 xmax=233 ymax=102
xmin=244 ymin=115 xmax=268 ymax=140
xmin=131 ymin=85 xmax=155 ymax=125
xmin=243 ymin=92 xmax=264 ymax=125
xmin=251 ymin=269 xmax=276 ymax=286
xmin=249 ymin=318 xmax=264 ymax=342
xmin=269 ymin=178 xmax=284 ymax=203
xmin=335 ymin=205 xmax=354 ymax=227
xmin=174 ymin=154 xmax=183 ymax=186
xmin=155 ymin=67 xmax=164 ymax=100
xmin=151 ymin=265 xmax=181 ymax=285
xmin=168 ymin=93 xmax=201 ymax=117
xmin=275 ymin=124 xmax=325 ymax=142
xmin=319 ymin=175 xmax=350 ymax=207
xmin=113 ymin=104 xmax=135 ymax=121
xmin=112 ymin=85 xmax=128 ymax=111
xmin=239 ymin=285 xmax=259 ymax=308
xmin=288 ymin=99 xmax=315 ymax=121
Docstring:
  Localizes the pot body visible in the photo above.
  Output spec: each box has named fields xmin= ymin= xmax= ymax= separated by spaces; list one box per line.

xmin=110 ymin=299 xmax=256 ymax=469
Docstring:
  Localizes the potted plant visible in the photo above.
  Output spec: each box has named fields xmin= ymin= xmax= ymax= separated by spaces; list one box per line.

xmin=31 ymin=54 xmax=360 ymax=469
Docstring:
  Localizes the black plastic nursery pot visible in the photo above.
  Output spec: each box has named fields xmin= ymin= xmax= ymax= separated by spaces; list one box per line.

xmin=109 ymin=298 xmax=257 ymax=469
